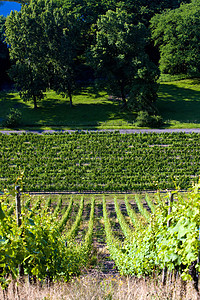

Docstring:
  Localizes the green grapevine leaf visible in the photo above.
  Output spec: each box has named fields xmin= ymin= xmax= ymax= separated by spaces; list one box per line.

xmin=0 ymin=203 xmax=5 ymax=220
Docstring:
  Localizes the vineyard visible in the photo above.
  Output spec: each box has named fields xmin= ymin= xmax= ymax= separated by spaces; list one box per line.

xmin=1 ymin=132 xmax=200 ymax=191
xmin=0 ymin=188 xmax=199 ymax=298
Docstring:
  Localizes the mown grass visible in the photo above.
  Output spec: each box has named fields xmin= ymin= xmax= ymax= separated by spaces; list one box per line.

xmin=157 ymin=78 xmax=200 ymax=128
xmin=1 ymin=79 xmax=200 ymax=129
xmin=0 ymin=87 xmax=136 ymax=129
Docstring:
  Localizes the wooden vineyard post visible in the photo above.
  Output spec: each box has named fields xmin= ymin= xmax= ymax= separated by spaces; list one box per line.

xmin=15 ymin=186 xmax=24 ymax=277
xmin=167 ymin=192 xmax=174 ymax=227
xmin=197 ymin=227 xmax=200 ymax=291
xmin=162 ymin=192 xmax=174 ymax=285
xmin=188 ymin=227 xmax=200 ymax=292
xmin=15 ymin=186 xmax=21 ymax=227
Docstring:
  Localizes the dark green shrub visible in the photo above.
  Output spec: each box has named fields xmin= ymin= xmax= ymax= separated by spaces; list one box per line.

xmin=136 ymin=111 xmax=163 ymax=128
xmin=148 ymin=115 xmax=163 ymax=128
xmin=3 ymin=108 xmax=22 ymax=128
xmin=135 ymin=111 xmax=151 ymax=127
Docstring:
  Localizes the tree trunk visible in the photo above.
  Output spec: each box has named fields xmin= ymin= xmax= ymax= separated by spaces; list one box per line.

xmin=120 ymin=82 xmax=127 ymax=109
xmin=69 ymin=93 xmax=73 ymax=107
xmin=28 ymin=66 xmax=38 ymax=109
xmin=33 ymin=95 xmax=38 ymax=109
xmin=67 ymin=84 xmax=73 ymax=107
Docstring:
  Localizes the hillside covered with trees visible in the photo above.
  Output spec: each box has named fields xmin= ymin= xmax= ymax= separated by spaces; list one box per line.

xmin=0 ymin=0 xmax=199 ymax=127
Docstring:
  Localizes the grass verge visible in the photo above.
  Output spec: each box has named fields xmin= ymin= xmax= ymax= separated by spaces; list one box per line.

xmin=1 ymin=275 xmax=199 ymax=300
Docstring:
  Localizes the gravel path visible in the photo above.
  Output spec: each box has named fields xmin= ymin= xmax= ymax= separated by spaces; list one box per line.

xmin=1 ymin=128 xmax=200 ymax=134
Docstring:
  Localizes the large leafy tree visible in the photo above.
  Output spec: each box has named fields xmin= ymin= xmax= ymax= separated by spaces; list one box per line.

xmin=89 ymin=9 xmax=159 ymax=112
xmin=61 ymin=0 xmax=191 ymax=35
xmin=58 ymin=0 xmax=191 ymax=77
xmin=5 ymin=0 xmax=49 ymax=109
xmin=5 ymin=0 xmax=81 ymax=108
xmin=42 ymin=8 xmax=81 ymax=107
xmin=150 ymin=0 xmax=200 ymax=76
xmin=0 ymin=16 xmax=10 ymax=88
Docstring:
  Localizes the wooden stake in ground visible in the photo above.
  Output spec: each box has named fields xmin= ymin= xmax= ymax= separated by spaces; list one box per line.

xmin=162 ymin=192 xmax=174 ymax=285
xmin=15 ymin=186 xmax=24 ymax=277
xmin=15 ymin=186 xmax=21 ymax=227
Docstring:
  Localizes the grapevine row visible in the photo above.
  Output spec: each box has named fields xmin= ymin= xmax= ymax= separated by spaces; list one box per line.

xmin=114 ymin=197 xmax=132 ymax=239
xmin=52 ymin=196 xmax=63 ymax=217
xmin=0 ymin=195 xmax=89 ymax=289
xmin=1 ymin=132 xmax=200 ymax=192
xmin=103 ymin=190 xmax=200 ymax=285
xmin=102 ymin=197 xmax=129 ymax=273
xmin=67 ymin=197 xmax=84 ymax=239
xmin=124 ymin=196 xmax=140 ymax=228
xmin=83 ymin=198 xmax=95 ymax=255
xmin=57 ymin=197 xmax=73 ymax=232
xmin=145 ymin=194 xmax=156 ymax=213
xmin=134 ymin=195 xmax=150 ymax=221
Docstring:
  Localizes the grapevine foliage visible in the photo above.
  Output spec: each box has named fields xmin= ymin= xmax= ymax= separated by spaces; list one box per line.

xmin=0 ymin=185 xmax=199 ymax=289
xmin=0 ymin=193 xmax=93 ymax=289
xmin=0 ymin=132 xmax=200 ymax=192
xmin=112 ymin=188 xmax=200 ymax=280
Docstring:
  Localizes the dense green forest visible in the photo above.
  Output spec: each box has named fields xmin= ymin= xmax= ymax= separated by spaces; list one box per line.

xmin=0 ymin=0 xmax=198 ymax=122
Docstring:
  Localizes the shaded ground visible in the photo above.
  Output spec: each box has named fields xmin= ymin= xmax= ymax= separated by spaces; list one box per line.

xmin=1 ymin=79 xmax=200 ymax=129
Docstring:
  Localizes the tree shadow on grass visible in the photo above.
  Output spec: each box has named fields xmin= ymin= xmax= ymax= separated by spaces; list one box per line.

xmin=0 ymin=88 xmax=135 ymax=129
xmin=25 ymin=85 xmax=136 ymax=128
xmin=36 ymin=98 xmax=135 ymax=129
xmin=0 ymin=92 xmax=30 ymax=125
xmin=2 ymin=82 xmax=200 ymax=130
xmin=158 ymin=82 xmax=200 ymax=123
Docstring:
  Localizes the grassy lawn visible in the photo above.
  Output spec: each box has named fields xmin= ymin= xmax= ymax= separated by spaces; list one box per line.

xmin=1 ymin=79 xmax=200 ymax=129
xmin=0 ymin=87 xmax=136 ymax=129
xmin=157 ymin=78 xmax=200 ymax=128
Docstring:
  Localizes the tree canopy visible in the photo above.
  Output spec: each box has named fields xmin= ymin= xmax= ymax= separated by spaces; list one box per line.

xmin=0 ymin=16 xmax=10 ymax=88
xmin=89 ymin=9 xmax=159 ymax=112
xmin=5 ymin=1 xmax=49 ymax=108
xmin=5 ymin=0 xmax=81 ymax=108
xmin=3 ymin=0 xmax=192 ymax=115
xmin=151 ymin=0 xmax=200 ymax=76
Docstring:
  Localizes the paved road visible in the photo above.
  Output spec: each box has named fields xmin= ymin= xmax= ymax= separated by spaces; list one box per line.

xmin=1 ymin=128 xmax=200 ymax=134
